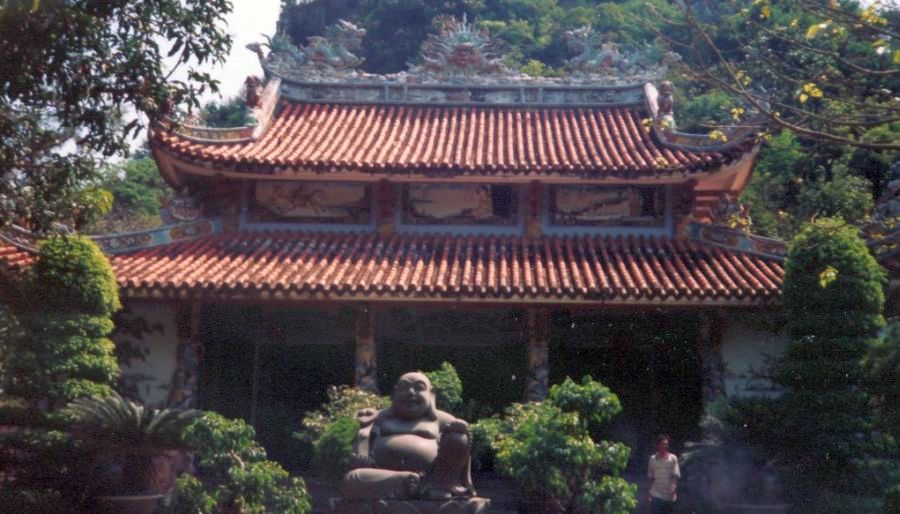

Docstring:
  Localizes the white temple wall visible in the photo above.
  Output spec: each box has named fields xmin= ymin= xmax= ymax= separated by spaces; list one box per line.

xmin=720 ymin=313 xmax=787 ymax=398
xmin=113 ymin=301 xmax=179 ymax=407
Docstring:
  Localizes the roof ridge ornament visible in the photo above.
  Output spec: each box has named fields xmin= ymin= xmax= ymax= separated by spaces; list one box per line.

xmin=408 ymin=14 xmax=513 ymax=78
xmin=251 ymin=20 xmax=366 ymax=80
xmin=563 ymin=25 xmax=678 ymax=84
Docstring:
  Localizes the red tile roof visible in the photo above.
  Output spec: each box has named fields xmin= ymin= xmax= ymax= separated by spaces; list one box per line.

xmin=108 ymin=231 xmax=782 ymax=304
xmin=155 ymin=103 xmax=745 ymax=179
xmin=0 ymin=242 xmax=35 ymax=274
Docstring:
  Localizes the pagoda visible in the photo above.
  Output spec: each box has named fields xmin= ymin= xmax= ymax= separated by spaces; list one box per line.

xmin=0 ymin=19 xmax=790 ymax=459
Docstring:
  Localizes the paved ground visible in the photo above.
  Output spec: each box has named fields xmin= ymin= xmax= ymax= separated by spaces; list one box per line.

xmin=302 ymin=471 xmax=667 ymax=514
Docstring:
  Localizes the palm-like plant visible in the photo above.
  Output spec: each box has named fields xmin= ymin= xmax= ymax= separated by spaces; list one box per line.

xmin=69 ymin=392 xmax=201 ymax=494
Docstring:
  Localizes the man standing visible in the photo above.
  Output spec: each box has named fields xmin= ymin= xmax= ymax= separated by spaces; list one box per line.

xmin=647 ymin=434 xmax=680 ymax=514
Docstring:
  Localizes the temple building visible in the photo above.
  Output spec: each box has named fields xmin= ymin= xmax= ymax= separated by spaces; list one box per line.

xmin=0 ymin=19 xmax=792 ymax=465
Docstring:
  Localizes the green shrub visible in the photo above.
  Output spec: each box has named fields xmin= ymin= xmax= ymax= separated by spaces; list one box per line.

xmin=865 ymin=323 xmax=900 ymax=440
xmin=313 ymin=416 xmax=359 ymax=485
xmin=424 ymin=361 xmax=463 ymax=414
xmin=470 ymin=417 xmax=501 ymax=472
xmin=493 ymin=376 xmax=636 ymax=514
xmin=778 ymin=219 xmax=885 ymax=487
xmin=165 ymin=412 xmax=311 ymax=514
xmin=0 ymin=236 xmax=121 ymax=513
xmin=885 ymin=484 xmax=900 ymax=514
xmin=167 ymin=475 xmax=216 ymax=514
xmin=294 ymin=385 xmax=388 ymax=444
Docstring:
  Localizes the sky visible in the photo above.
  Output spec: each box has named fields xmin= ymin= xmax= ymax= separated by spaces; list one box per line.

xmin=200 ymin=0 xmax=282 ymax=100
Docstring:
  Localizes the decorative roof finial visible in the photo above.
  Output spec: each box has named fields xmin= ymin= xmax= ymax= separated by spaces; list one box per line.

xmin=253 ymin=20 xmax=366 ymax=80
xmin=563 ymin=25 xmax=677 ymax=84
xmin=409 ymin=14 xmax=510 ymax=77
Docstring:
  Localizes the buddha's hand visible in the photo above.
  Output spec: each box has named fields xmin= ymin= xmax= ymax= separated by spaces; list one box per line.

xmin=348 ymin=453 xmax=376 ymax=469
xmin=443 ymin=419 xmax=469 ymax=434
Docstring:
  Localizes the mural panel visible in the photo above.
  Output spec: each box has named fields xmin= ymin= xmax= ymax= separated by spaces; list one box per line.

xmin=549 ymin=185 xmax=665 ymax=227
xmin=112 ymin=302 xmax=178 ymax=408
xmin=402 ymin=184 xmax=518 ymax=225
xmin=249 ymin=182 xmax=372 ymax=224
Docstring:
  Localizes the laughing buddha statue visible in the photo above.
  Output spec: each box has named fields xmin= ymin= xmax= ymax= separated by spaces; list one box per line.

xmin=339 ymin=372 xmax=478 ymax=503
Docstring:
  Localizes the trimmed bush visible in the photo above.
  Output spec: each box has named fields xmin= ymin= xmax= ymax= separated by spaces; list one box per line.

xmin=424 ymin=361 xmax=463 ymax=414
xmin=312 ymin=416 xmax=359 ymax=485
xmin=164 ymin=412 xmax=311 ymax=514
xmin=777 ymin=219 xmax=885 ymax=486
xmin=493 ymin=376 xmax=636 ymax=514
xmin=0 ymin=235 xmax=121 ymax=513
xmin=295 ymin=385 xmax=389 ymax=444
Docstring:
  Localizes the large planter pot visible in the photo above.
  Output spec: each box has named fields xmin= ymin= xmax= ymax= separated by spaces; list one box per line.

xmin=94 ymin=494 xmax=164 ymax=514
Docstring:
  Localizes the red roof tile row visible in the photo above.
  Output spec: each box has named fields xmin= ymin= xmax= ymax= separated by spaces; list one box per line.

xmin=0 ymin=242 xmax=35 ymax=274
xmin=155 ymin=103 xmax=742 ymax=178
xmin=108 ymin=231 xmax=783 ymax=303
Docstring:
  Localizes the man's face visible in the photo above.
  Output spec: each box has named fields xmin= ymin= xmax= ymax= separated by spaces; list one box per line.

xmin=656 ymin=439 xmax=669 ymax=455
xmin=392 ymin=372 xmax=433 ymax=420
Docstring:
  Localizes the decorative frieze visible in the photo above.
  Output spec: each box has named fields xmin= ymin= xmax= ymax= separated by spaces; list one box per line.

xmin=92 ymin=219 xmax=222 ymax=254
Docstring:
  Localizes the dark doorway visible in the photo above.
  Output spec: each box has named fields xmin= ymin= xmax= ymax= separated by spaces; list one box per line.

xmin=199 ymin=305 xmax=355 ymax=471
xmin=376 ymin=307 xmax=528 ymax=413
xmin=549 ymin=309 xmax=702 ymax=469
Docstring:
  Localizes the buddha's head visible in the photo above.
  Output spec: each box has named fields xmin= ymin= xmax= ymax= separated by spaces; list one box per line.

xmin=391 ymin=372 xmax=436 ymax=420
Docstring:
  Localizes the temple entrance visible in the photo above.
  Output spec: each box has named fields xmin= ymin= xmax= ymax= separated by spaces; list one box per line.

xmin=199 ymin=305 xmax=355 ymax=470
xmin=197 ymin=304 xmax=703 ymax=472
xmin=376 ymin=308 xmax=528 ymax=412
xmin=549 ymin=310 xmax=703 ymax=469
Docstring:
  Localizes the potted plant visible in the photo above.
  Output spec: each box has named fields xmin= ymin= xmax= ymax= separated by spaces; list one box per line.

xmin=68 ymin=392 xmax=200 ymax=514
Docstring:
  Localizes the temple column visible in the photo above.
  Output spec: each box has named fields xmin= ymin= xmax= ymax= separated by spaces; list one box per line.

xmin=354 ymin=305 xmax=379 ymax=393
xmin=167 ymin=302 xmax=204 ymax=409
xmin=698 ymin=310 xmax=726 ymax=405
xmin=524 ymin=308 xmax=550 ymax=402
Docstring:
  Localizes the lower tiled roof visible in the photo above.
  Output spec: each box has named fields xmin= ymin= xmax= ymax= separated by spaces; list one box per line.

xmin=0 ymin=242 xmax=35 ymax=273
xmin=107 ymin=231 xmax=783 ymax=304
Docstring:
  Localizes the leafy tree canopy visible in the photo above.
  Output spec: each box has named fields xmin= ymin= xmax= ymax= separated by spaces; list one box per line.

xmin=0 ymin=0 xmax=233 ymax=232
xmin=651 ymin=0 xmax=900 ymax=151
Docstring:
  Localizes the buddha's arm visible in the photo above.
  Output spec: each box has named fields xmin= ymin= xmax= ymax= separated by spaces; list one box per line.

xmin=349 ymin=408 xmax=380 ymax=468
xmin=437 ymin=411 xmax=469 ymax=435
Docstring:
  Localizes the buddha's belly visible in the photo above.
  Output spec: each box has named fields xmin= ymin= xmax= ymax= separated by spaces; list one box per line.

xmin=373 ymin=434 xmax=439 ymax=472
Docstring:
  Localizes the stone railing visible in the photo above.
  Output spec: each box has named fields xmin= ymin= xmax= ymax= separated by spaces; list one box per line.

xmin=645 ymin=82 xmax=766 ymax=153
xmin=279 ymin=79 xmax=647 ymax=107
xmin=164 ymin=78 xmax=281 ymax=144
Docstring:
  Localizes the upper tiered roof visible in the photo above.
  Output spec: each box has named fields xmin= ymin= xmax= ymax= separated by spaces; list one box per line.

xmin=151 ymin=18 xmax=761 ymax=185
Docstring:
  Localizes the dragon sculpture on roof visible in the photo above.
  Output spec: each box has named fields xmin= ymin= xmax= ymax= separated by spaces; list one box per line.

xmin=563 ymin=25 xmax=677 ymax=84
xmin=249 ymin=20 xmax=366 ymax=79
xmin=409 ymin=14 xmax=510 ymax=77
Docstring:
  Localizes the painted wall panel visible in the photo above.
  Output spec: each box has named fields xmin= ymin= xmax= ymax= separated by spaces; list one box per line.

xmin=113 ymin=302 xmax=179 ymax=407
xmin=720 ymin=314 xmax=786 ymax=398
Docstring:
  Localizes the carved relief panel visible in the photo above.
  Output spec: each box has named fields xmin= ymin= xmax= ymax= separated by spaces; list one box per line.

xmin=401 ymin=184 xmax=519 ymax=226
xmin=548 ymin=185 xmax=665 ymax=227
xmin=248 ymin=181 xmax=373 ymax=224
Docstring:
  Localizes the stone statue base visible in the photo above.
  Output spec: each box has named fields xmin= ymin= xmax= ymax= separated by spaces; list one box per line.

xmin=333 ymin=497 xmax=491 ymax=514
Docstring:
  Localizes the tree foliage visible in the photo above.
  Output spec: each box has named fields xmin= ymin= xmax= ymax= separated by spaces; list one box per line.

xmin=167 ymin=412 xmax=311 ymax=514
xmin=0 ymin=235 xmax=121 ymax=512
xmin=492 ymin=376 xmax=636 ymax=514
xmin=650 ymin=0 xmax=899 ymax=151
xmin=86 ymin=157 xmax=173 ymax=234
xmin=864 ymin=322 xmax=900 ymax=441
xmin=424 ymin=361 xmax=464 ymax=414
xmin=0 ymin=0 xmax=232 ymax=232
xmin=777 ymin=218 xmax=885 ymax=487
